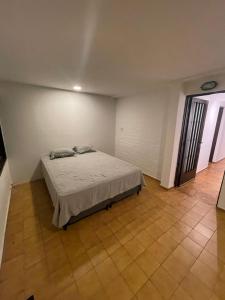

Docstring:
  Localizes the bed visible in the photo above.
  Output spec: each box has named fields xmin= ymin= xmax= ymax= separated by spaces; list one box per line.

xmin=41 ymin=151 xmax=144 ymax=229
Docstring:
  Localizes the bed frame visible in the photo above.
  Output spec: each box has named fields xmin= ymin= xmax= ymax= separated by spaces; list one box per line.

xmin=62 ymin=184 xmax=142 ymax=230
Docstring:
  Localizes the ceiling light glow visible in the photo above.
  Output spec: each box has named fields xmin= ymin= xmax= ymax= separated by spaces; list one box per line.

xmin=73 ymin=85 xmax=82 ymax=91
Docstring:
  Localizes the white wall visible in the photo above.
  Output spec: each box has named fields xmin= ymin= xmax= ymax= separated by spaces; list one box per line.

xmin=214 ymin=100 xmax=225 ymax=162
xmin=0 ymin=82 xmax=116 ymax=184
xmin=196 ymin=94 xmax=219 ymax=172
xmin=196 ymin=93 xmax=225 ymax=172
xmin=160 ymin=84 xmax=186 ymax=188
xmin=115 ymin=87 xmax=169 ymax=180
xmin=0 ymin=162 xmax=12 ymax=265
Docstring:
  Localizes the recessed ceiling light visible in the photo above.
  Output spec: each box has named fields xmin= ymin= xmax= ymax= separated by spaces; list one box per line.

xmin=73 ymin=85 xmax=82 ymax=91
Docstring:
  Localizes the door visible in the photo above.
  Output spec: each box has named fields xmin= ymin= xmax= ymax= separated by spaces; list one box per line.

xmin=175 ymin=97 xmax=208 ymax=186
xmin=209 ymin=107 xmax=224 ymax=162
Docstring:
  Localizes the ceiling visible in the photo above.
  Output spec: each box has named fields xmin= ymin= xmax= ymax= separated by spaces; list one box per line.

xmin=1 ymin=0 xmax=225 ymax=97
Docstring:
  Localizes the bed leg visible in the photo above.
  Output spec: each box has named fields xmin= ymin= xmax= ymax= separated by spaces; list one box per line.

xmin=63 ymin=224 xmax=67 ymax=231
xmin=106 ymin=203 xmax=112 ymax=210
xmin=137 ymin=185 xmax=141 ymax=195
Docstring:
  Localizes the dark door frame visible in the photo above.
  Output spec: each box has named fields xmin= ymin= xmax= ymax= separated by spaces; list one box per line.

xmin=175 ymin=90 xmax=225 ymax=187
xmin=175 ymin=96 xmax=192 ymax=186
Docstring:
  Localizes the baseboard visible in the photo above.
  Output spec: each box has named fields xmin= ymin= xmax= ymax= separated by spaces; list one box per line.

xmin=143 ymin=172 xmax=173 ymax=190
xmin=0 ymin=187 xmax=11 ymax=267
xmin=12 ymin=176 xmax=43 ymax=187
xmin=160 ymin=184 xmax=174 ymax=190
xmin=212 ymin=157 xmax=225 ymax=164
xmin=142 ymin=170 xmax=160 ymax=182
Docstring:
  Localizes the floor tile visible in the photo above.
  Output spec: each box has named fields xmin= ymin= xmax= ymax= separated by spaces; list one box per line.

xmin=198 ymin=249 xmax=225 ymax=273
xmin=95 ymin=257 xmax=119 ymax=287
xmin=101 ymin=234 xmax=120 ymax=255
xmin=122 ymin=262 xmax=147 ymax=294
xmin=111 ymin=246 xmax=132 ymax=272
xmin=194 ymin=223 xmax=214 ymax=239
xmin=71 ymin=252 xmax=93 ymax=280
xmin=214 ymin=279 xmax=225 ymax=299
xmin=96 ymin=225 xmax=113 ymax=240
xmin=115 ymin=227 xmax=133 ymax=245
xmin=135 ymin=250 xmax=160 ymax=277
xmin=191 ymin=259 xmax=218 ymax=289
xmin=0 ymin=255 xmax=24 ymax=283
xmin=181 ymin=237 xmax=203 ymax=258
xmin=108 ymin=219 xmax=123 ymax=233
xmin=188 ymin=228 xmax=209 ymax=247
xmin=49 ymin=264 xmax=74 ymax=295
xmin=124 ymin=237 xmax=145 ymax=259
xmin=157 ymin=232 xmax=178 ymax=250
xmin=181 ymin=272 xmax=213 ymax=300
xmin=172 ymin=245 xmax=196 ymax=268
xmin=45 ymin=244 xmax=68 ymax=273
xmin=136 ymin=280 xmax=163 ymax=300
xmin=87 ymin=243 xmax=108 ymax=266
xmin=163 ymin=253 xmax=189 ymax=283
xmin=171 ymin=286 xmax=193 ymax=300
xmin=55 ymin=283 xmax=83 ymax=300
xmin=76 ymin=269 xmax=102 ymax=298
xmin=147 ymin=241 xmax=171 ymax=264
xmin=150 ymin=266 xmax=178 ymax=299
xmin=105 ymin=274 xmax=133 ymax=300
xmin=135 ymin=229 xmax=155 ymax=248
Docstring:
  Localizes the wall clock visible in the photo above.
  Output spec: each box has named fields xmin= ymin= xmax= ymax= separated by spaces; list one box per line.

xmin=201 ymin=81 xmax=218 ymax=91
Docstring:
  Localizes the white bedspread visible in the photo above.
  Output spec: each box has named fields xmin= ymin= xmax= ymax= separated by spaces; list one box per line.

xmin=41 ymin=151 xmax=144 ymax=227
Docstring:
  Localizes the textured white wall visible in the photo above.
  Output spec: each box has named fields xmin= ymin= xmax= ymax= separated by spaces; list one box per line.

xmin=0 ymin=83 xmax=116 ymax=184
xmin=160 ymin=85 xmax=186 ymax=188
xmin=115 ymin=88 xmax=168 ymax=180
xmin=0 ymin=161 xmax=12 ymax=265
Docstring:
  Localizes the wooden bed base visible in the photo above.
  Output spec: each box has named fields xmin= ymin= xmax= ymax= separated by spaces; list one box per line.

xmin=62 ymin=184 xmax=142 ymax=230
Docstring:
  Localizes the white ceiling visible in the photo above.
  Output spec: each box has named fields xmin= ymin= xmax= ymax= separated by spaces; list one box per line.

xmin=1 ymin=0 xmax=225 ymax=97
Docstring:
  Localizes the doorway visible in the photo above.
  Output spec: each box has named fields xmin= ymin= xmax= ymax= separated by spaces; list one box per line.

xmin=209 ymin=107 xmax=224 ymax=162
xmin=175 ymin=97 xmax=208 ymax=186
xmin=175 ymin=90 xmax=225 ymax=186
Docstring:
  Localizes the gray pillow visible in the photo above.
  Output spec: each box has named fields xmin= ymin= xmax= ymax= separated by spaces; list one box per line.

xmin=49 ymin=148 xmax=75 ymax=160
xmin=73 ymin=145 xmax=95 ymax=154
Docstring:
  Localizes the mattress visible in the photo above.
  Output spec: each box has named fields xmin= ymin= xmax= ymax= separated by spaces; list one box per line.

xmin=41 ymin=151 xmax=144 ymax=228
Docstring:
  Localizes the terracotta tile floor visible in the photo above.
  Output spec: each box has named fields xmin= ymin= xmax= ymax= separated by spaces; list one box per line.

xmin=1 ymin=160 xmax=225 ymax=299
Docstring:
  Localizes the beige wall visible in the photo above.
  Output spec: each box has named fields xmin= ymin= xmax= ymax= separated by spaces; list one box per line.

xmin=0 ymin=82 xmax=116 ymax=184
